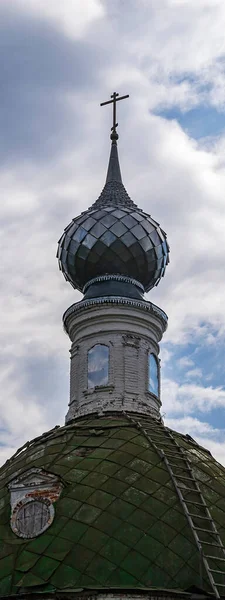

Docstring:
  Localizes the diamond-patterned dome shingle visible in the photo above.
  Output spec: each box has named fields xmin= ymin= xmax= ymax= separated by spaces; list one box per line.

xmin=57 ymin=142 xmax=169 ymax=292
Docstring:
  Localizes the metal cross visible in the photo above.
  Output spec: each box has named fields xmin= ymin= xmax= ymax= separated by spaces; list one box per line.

xmin=100 ymin=92 xmax=129 ymax=134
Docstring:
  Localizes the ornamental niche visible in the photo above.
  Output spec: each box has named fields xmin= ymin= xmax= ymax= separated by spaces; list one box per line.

xmin=8 ymin=468 xmax=63 ymax=538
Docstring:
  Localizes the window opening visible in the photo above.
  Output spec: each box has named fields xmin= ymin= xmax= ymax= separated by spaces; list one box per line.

xmin=88 ymin=344 xmax=109 ymax=388
xmin=148 ymin=353 xmax=159 ymax=397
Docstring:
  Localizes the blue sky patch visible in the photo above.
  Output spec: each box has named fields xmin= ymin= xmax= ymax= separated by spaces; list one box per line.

xmin=155 ymin=106 xmax=225 ymax=140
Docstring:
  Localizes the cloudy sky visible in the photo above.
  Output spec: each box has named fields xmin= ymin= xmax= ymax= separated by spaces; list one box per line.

xmin=1 ymin=0 xmax=225 ymax=466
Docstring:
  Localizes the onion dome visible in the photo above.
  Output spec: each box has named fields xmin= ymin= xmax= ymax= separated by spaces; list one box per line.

xmin=57 ymin=127 xmax=169 ymax=294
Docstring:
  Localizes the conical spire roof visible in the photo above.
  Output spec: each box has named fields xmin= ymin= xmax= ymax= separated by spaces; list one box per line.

xmin=105 ymin=134 xmax=122 ymax=184
xmin=91 ymin=134 xmax=136 ymax=209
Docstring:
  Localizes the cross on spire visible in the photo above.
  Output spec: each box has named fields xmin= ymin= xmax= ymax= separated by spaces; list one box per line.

xmin=100 ymin=92 xmax=129 ymax=141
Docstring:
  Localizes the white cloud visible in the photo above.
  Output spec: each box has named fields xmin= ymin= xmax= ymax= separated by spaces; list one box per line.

xmin=185 ymin=368 xmax=203 ymax=379
xmin=177 ymin=356 xmax=194 ymax=368
xmin=162 ymin=378 xmax=225 ymax=415
xmin=9 ymin=0 xmax=105 ymax=39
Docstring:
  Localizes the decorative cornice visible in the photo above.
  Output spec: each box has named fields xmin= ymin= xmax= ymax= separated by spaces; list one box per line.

xmin=83 ymin=274 xmax=144 ymax=294
xmin=63 ymin=296 xmax=168 ymax=333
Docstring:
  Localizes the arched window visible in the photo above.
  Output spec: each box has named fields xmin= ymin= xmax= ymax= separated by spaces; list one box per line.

xmin=88 ymin=344 xmax=109 ymax=388
xmin=148 ymin=353 xmax=159 ymax=397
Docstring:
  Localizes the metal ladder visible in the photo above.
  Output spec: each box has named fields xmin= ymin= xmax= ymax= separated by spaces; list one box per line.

xmin=124 ymin=412 xmax=225 ymax=598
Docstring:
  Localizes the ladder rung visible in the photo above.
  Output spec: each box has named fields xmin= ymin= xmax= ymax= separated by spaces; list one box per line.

xmin=208 ymin=568 xmax=225 ymax=574
xmin=181 ymin=487 xmax=202 ymax=493
xmin=201 ymin=542 xmax=225 ymax=548
xmin=164 ymin=453 xmax=185 ymax=459
xmin=151 ymin=440 xmax=174 ymax=445
xmin=168 ymin=462 xmax=186 ymax=468
xmin=205 ymin=555 xmax=225 ymax=561
xmin=193 ymin=526 xmax=219 ymax=534
xmin=175 ymin=475 xmax=195 ymax=481
xmin=189 ymin=513 xmax=212 ymax=520
xmin=185 ymin=501 xmax=205 ymax=506
xmin=212 ymin=583 xmax=225 ymax=587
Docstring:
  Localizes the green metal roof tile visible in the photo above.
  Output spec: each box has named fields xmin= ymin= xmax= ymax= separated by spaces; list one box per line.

xmin=79 ymin=526 xmax=109 ymax=551
xmin=56 ymin=497 xmax=82 ymax=518
xmin=101 ymin=477 xmax=129 ymax=497
xmin=133 ymin=475 xmax=159 ymax=495
xmin=101 ymin=438 xmax=126 ymax=450
xmin=50 ymin=563 xmax=80 ymax=588
xmin=105 ymin=566 xmax=140 ymax=587
xmin=173 ymin=564 xmax=206 ymax=592
xmin=85 ymin=554 xmax=116 ymax=583
xmin=142 ymin=495 xmax=169 ymax=518
xmin=168 ymin=533 xmax=198 ymax=561
xmin=31 ymin=555 xmax=60 ymax=581
xmin=127 ymin=507 xmax=155 ymax=531
xmin=92 ymin=511 xmax=122 ymax=535
xmin=49 ymin=464 xmax=69 ymax=477
xmin=73 ymin=503 xmax=102 ymax=524
xmin=108 ymin=450 xmax=133 ymax=466
xmin=135 ymin=533 xmax=164 ymax=561
xmin=107 ymin=497 xmax=135 ymax=519
xmin=111 ymin=428 xmax=138 ymax=441
xmin=0 ymin=554 xmax=14 ymax=578
xmin=86 ymin=489 xmax=115 ymax=510
xmin=58 ymin=520 xmax=88 ymax=543
xmin=81 ymin=471 xmax=108 ymax=488
xmin=0 ymin=575 xmax=12 ymax=596
xmin=26 ymin=533 xmax=53 ymax=555
xmin=115 ymin=466 xmax=141 ymax=485
xmin=47 ymin=515 xmax=68 ymax=537
xmin=113 ymin=521 xmax=143 ymax=546
xmin=45 ymin=537 xmax=74 ymax=561
xmin=16 ymin=573 xmax=46 ymax=587
xmin=146 ymin=465 xmax=171 ymax=485
xmin=161 ymin=505 xmax=183 ymax=528
xmin=98 ymin=537 xmax=130 ymax=565
xmin=78 ymin=573 xmax=98 ymax=586
xmin=64 ymin=544 xmax=95 ymax=572
xmin=121 ymin=441 xmax=146 ymax=456
xmin=81 ymin=436 xmax=107 ymax=447
xmin=66 ymin=468 xmax=88 ymax=483
xmin=147 ymin=521 xmax=177 ymax=546
xmin=131 ymin=433 xmax=150 ymax=449
xmin=89 ymin=448 xmax=114 ymax=459
xmin=67 ymin=483 xmax=94 ymax=502
xmin=128 ymin=457 xmax=150 ymax=474
xmin=155 ymin=548 xmax=185 ymax=578
xmin=121 ymin=486 xmax=148 ymax=507
xmin=96 ymin=460 xmax=120 ymax=476
xmin=142 ymin=564 xmax=172 ymax=588
xmin=16 ymin=550 xmax=40 ymax=572
xmin=55 ymin=455 xmax=85 ymax=468
xmin=0 ymin=542 xmax=14 ymax=561
xmin=121 ymin=549 xmax=149 ymax=578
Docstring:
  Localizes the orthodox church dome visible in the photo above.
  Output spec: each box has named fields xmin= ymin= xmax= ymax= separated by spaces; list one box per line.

xmin=1 ymin=414 xmax=225 ymax=597
xmin=57 ymin=132 xmax=169 ymax=293
xmin=1 ymin=94 xmax=225 ymax=600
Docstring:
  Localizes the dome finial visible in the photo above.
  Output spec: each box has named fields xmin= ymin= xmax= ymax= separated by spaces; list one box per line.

xmin=100 ymin=91 xmax=129 ymax=183
xmin=100 ymin=91 xmax=129 ymax=142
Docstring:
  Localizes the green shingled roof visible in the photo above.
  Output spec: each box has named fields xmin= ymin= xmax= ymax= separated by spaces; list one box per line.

xmin=0 ymin=413 xmax=225 ymax=597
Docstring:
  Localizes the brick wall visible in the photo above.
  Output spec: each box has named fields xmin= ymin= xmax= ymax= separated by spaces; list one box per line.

xmin=65 ymin=299 xmax=166 ymax=423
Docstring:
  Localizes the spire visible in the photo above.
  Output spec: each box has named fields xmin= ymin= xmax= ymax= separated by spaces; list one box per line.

xmin=100 ymin=91 xmax=129 ymax=185
xmin=105 ymin=132 xmax=122 ymax=184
